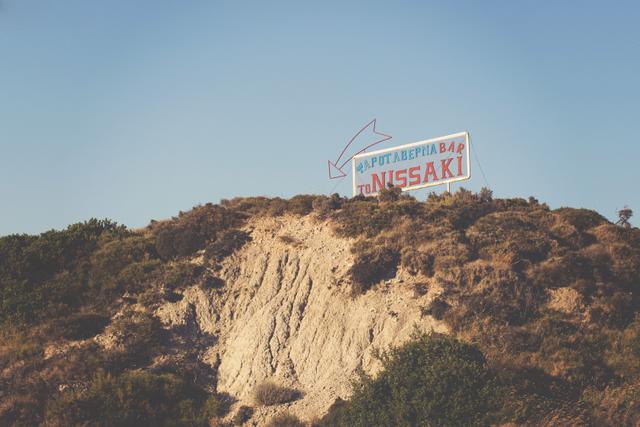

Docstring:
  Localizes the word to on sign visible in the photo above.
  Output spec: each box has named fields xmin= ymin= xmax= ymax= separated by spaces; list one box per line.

xmin=352 ymin=132 xmax=471 ymax=196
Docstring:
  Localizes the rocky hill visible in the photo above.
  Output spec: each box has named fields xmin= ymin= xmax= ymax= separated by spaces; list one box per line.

xmin=1 ymin=189 xmax=640 ymax=426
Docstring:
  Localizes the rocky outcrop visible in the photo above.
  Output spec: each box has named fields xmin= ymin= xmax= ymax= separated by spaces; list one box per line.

xmin=156 ymin=215 xmax=446 ymax=422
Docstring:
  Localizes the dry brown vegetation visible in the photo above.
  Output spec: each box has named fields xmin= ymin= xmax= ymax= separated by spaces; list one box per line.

xmin=1 ymin=190 xmax=639 ymax=425
xmin=266 ymin=412 xmax=306 ymax=427
xmin=320 ymin=189 xmax=640 ymax=425
xmin=253 ymin=381 xmax=301 ymax=406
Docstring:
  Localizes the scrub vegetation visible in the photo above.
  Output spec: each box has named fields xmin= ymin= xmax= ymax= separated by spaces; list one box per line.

xmin=319 ymin=187 xmax=640 ymax=425
xmin=1 ymin=189 xmax=639 ymax=425
xmin=253 ymin=382 xmax=301 ymax=406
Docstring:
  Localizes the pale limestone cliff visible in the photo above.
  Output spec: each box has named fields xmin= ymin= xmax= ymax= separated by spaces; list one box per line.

xmin=156 ymin=215 xmax=447 ymax=424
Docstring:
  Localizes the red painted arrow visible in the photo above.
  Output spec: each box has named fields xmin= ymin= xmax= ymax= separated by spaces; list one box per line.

xmin=328 ymin=119 xmax=392 ymax=179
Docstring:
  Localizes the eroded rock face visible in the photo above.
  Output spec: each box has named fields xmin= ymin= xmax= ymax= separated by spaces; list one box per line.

xmin=156 ymin=215 xmax=446 ymax=421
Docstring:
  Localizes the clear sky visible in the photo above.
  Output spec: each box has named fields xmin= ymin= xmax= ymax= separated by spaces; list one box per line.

xmin=1 ymin=1 xmax=639 ymax=235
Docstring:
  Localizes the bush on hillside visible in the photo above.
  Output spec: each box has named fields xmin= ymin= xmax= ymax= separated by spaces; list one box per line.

xmin=378 ymin=184 xmax=402 ymax=202
xmin=89 ymin=235 xmax=160 ymax=297
xmin=554 ymin=207 xmax=607 ymax=231
xmin=331 ymin=197 xmax=419 ymax=238
xmin=528 ymin=248 xmax=611 ymax=291
xmin=467 ymin=211 xmax=553 ymax=264
xmin=608 ymin=314 xmax=640 ymax=380
xmin=349 ymin=247 xmax=400 ymax=295
xmin=152 ymin=204 xmax=242 ymax=260
xmin=0 ymin=219 xmax=127 ymax=285
xmin=163 ymin=261 xmax=203 ymax=290
xmin=0 ymin=219 xmax=129 ymax=325
xmin=522 ymin=314 xmax=613 ymax=389
xmin=44 ymin=370 xmax=222 ymax=427
xmin=312 ymin=193 xmax=344 ymax=217
xmin=400 ymin=248 xmax=434 ymax=276
xmin=48 ymin=313 xmax=110 ymax=341
xmin=479 ymin=187 xmax=493 ymax=202
xmin=452 ymin=269 xmax=544 ymax=327
xmin=253 ymin=382 xmax=301 ymax=406
xmin=205 ymin=229 xmax=251 ymax=261
xmin=103 ymin=312 xmax=164 ymax=369
xmin=285 ymin=195 xmax=317 ymax=216
xmin=0 ymin=328 xmax=42 ymax=370
xmin=318 ymin=333 xmax=503 ymax=426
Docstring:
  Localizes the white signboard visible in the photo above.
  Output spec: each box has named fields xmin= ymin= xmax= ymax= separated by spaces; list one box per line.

xmin=352 ymin=132 xmax=471 ymax=196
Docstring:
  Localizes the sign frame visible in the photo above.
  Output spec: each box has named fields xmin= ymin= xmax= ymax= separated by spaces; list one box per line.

xmin=352 ymin=131 xmax=471 ymax=196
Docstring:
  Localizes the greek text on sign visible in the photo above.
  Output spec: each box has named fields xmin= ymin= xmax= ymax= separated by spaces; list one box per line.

xmin=352 ymin=132 xmax=471 ymax=196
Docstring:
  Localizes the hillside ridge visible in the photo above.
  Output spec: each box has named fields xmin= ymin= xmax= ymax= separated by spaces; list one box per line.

xmin=1 ymin=190 xmax=640 ymax=426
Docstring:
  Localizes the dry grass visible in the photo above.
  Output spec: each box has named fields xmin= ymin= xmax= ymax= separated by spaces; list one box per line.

xmin=266 ymin=412 xmax=305 ymax=427
xmin=253 ymin=382 xmax=301 ymax=406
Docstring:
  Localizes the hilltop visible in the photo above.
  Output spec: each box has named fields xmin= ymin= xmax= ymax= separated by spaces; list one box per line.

xmin=1 ymin=189 xmax=640 ymax=426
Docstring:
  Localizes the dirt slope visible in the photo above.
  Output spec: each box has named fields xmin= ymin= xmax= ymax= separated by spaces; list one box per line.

xmin=156 ymin=214 xmax=447 ymax=423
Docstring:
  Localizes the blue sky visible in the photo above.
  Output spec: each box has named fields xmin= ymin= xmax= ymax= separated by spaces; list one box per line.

xmin=1 ymin=1 xmax=639 ymax=235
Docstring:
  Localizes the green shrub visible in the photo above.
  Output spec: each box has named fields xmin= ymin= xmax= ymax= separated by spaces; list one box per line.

xmin=528 ymin=249 xmax=611 ymax=291
xmin=104 ymin=312 xmax=164 ymax=369
xmin=467 ymin=212 xmax=552 ymax=264
xmin=45 ymin=370 xmax=222 ymax=427
xmin=253 ymin=382 xmax=301 ymax=406
xmin=479 ymin=187 xmax=493 ymax=202
xmin=609 ymin=314 xmax=640 ymax=380
xmin=155 ymin=227 xmax=201 ymax=260
xmin=0 ymin=219 xmax=128 ymax=325
xmin=285 ymin=195 xmax=317 ymax=216
xmin=49 ymin=313 xmax=110 ymax=341
xmin=530 ymin=315 xmax=612 ymax=389
xmin=453 ymin=269 xmax=544 ymax=327
xmin=553 ymin=207 xmax=607 ymax=231
xmin=349 ymin=247 xmax=400 ymax=295
xmin=163 ymin=262 xmax=203 ymax=290
xmin=331 ymin=198 xmax=419 ymax=238
xmin=312 ymin=193 xmax=344 ymax=217
xmin=89 ymin=235 xmax=159 ymax=297
xmin=205 ymin=229 xmax=251 ymax=261
xmin=0 ymin=218 xmax=127 ymax=284
xmin=400 ymin=248 xmax=434 ymax=276
xmin=378 ymin=184 xmax=402 ymax=202
xmin=319 ymin=334 xmax=503 ymax=426
xmin=115 ymin=259 xmax=163 ymax=295
xmin=199 ymin=276 xmax=225 ymax=290
xmin=221 ymin=196 xmax=283 ymax=217
xmin=152 ymin=204 xmax=242 ymax=260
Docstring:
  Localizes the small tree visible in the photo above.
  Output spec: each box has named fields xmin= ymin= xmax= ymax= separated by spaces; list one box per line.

xmin=479 ymin=187 xmax=493 ymax=203
xmin=617 ymin=207 xmax=633 ymax=228
xmin=378 ymin=183 xmax=402 ymax=202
